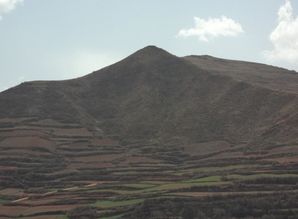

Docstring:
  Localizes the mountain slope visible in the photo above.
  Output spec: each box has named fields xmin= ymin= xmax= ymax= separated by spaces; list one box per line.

xmin=1 ymin=46 xmax=298 ymax=146
xmin=1 ymin=46 xmax=298 ymax=218
xmin=185 ymin=55 xmax=298 ymax=94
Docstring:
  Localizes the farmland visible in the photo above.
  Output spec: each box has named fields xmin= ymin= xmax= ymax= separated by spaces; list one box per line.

xmin=1 ymin=118 xmax=298 ymax=218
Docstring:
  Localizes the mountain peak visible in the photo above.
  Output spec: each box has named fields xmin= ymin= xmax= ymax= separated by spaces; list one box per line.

xmin=126 ymin=45 xmax=176 ymax=62
xmin=138 ymin=45 xmax=168 ymax=53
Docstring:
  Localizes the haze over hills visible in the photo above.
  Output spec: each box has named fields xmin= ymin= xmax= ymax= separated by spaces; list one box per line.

xmin=1 ymin=46 xmax=298 ymax=218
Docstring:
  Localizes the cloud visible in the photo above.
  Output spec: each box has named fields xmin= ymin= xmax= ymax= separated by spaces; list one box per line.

xmin=0 ymin=0 xmax=23 ymax=20
xmin=177 ymin=16 xmax=244 ymax=42
xmin=264 ymin=0 xmax=298 ymax=63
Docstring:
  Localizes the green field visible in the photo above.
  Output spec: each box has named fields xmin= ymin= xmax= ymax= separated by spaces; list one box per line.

xmin=94 ymin=199 xmax=144 ymax=208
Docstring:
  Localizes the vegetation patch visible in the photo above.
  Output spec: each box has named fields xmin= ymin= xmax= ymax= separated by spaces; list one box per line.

xmin=57 ymin=215 xmax=69 ymax=219
xmin=93 ymin=198 xmax=144 ymax=208
xmin=0 ymin=197 xmax=9 ymax=204
xmin=185 ymin=175 xmax=222 ymax=183
xmin=227 ymin=173 xmax=298 ymax=181
xmin=123 ymin=183 xmax=156 ymax=189
xmin=100 ymin=214 xmax=124 ymax=219
xmin=145 ymin=177 xmax=229 ymax=192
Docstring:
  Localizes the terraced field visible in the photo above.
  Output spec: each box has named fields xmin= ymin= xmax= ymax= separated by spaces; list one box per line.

xmin=1 ymin=117 xmax=298 ymax=218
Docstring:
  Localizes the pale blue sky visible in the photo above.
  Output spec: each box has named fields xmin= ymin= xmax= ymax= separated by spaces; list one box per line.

xmin=0 ymin=0 xmax=297 ymax=91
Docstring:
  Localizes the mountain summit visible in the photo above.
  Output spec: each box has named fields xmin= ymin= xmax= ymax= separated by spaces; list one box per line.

xmin=129 ymin=45 xmax=173 ymax=58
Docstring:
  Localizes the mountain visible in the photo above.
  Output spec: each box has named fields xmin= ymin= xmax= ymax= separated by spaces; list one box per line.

xmin=1 ymin=46 xmax=298 ymax=146
xmin=1 ymin=46 xmax=298 ymax=218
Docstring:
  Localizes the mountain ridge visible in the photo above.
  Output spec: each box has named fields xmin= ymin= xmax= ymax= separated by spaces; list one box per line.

xmin=185 ymin=54 xmax=298 ymax=94
xmin=3 ymin=45 xmax=298 ymax=94
xmin=1 ymin=46 xmax=298 ymax=146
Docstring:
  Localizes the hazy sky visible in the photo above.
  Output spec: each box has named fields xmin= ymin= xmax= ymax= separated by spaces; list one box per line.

xmin=0 ymin=0 xmax=297 ymax=91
